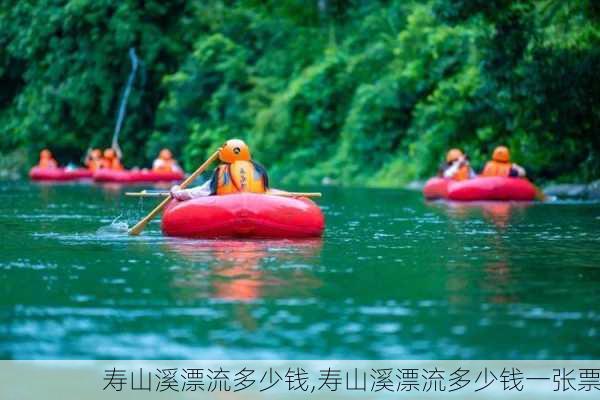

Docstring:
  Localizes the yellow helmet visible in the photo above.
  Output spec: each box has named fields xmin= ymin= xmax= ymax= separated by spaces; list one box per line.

xmin=91 ymin=149 xmax=102 ymax=159
xmin=219 ymin=139 xmax=251 ymax=163
xmin=159 ymin=148 xmax=173 ymax=160
xmin=492 ymin=146 xmax=510 ymax=163
xmin=103 ymin=148 xmax=116 ymax=159
xmin=40 ymin=149 xmax=52 ymax=159
xmin=446 ymin=148 xmax=464 ymax=163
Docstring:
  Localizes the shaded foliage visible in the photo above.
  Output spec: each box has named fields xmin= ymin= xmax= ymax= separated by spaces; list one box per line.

xmin=0 ymin=0 xmax=598 ymax=184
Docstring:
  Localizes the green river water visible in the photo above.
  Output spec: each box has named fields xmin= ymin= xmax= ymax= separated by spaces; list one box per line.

xmin=1 ymin=181 xmax=599 ymax=359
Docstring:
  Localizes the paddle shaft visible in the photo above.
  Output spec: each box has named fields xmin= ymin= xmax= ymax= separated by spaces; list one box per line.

xmin=128 ymin=151 xmax=219 ymax=235
xmin=534 ymin=185 xmax=547 ymax=202
xmin=270 ymin=191 xmax=322 ymax=198
xmin=126 ymin=191 xmax=322 ymax=198
xmin=126 ymin=192 xmax=170 ymax=197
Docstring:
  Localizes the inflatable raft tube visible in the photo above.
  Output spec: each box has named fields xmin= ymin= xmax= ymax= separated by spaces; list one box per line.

xmin=162 ymin=193 xmax=325 ymax=239
xmin=93 ymin=169 xmax=184 ymax=183
xmin=29 ymin=167 xmax=93 ymax=181
xmin=423 ymin=177 xmax=536 ymax=201
xmin=447 ymin=177 xmax=536 ymax=201
xmin=423 ymin=177 xmax=450 ymax=200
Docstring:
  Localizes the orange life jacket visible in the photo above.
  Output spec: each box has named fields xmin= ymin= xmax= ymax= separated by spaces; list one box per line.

xmin=153 ymin=159 xmax=177 ymax=173
xmin=38 ymin=158 xmax=58 ymax=169
xmin=481 ymin=160 xmax=512 ymax=177
xmin=452 ymin=164 xmax=471 ymax=181
xmin=101 ymin=157 xmax=124 ymax=171
xmin=86 ymin=158 xmax=103 ymax=172
xmin=215 ymin=161 xmax=267 ymax=195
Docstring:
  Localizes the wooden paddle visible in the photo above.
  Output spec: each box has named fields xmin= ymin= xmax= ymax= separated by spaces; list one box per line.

xmin=267 ymin=189 xmax=322 ymax=198
xmin=534 ymin=185 xmax=547 ymax=202
xmin=126 ymin=191 xmax=171 ymax=197
xmin=128 ymin=151 xmax=219 ymax=235
xmin=126 ymin=190 xmax=322 ymax=198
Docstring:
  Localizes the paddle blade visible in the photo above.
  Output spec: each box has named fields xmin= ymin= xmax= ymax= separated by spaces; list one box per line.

xmin=127 ymin=150 xmax=219 ymax=236
xmin=534 ymin=186 xmax=547 ymax=202
xmin=128 ymin=196 xmax=172 ymax=235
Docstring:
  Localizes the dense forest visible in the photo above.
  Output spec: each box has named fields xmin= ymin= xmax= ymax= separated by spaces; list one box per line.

xmin=1 ymin=0 xmax=599 ymax=185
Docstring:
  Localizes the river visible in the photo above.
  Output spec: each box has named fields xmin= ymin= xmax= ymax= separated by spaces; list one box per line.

xmin=1 ymin=181 xmax=599 ymax=359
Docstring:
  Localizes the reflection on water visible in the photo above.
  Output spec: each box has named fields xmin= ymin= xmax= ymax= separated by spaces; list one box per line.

xmin=432 ymin=200 xmax=531 ymax=229
xmin=433 ymin=202 xmax=529 ymax=304
xmin=167 ymin=239 xmax=322 ymax=301
xmin=0 ymin=182 xmax=599 ymax=359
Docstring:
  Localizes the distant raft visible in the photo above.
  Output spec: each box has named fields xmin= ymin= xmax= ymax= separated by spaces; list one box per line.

xmin=161 ymin=193 xmax=325 ymax=239
xmin=423 ymin=177 xmax=537 ymax=201
xmin=422 ymin=177 xmax=450 ymax=200
xmin=29 ymin=167 xmax=93 ymax=181
xmin=93 ymin=169 xmax=184 ymax=183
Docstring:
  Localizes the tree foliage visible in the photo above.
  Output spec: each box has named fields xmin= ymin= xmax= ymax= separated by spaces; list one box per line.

xmin=1 ymin=0 xmax=598 ymax=184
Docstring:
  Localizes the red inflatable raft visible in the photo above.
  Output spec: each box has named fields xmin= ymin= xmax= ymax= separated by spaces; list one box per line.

xmin=423 ymin=177 xmax=537 ymax=201
xmin=93 ymin=169 xmax=184 ymax=183
xmin=161 ymin=193 xmax=325 ymax=239
xmin=29 ymin=167 xmax=93 ymax=181
xmin=422 ymin=177 xmax=449 ymax=200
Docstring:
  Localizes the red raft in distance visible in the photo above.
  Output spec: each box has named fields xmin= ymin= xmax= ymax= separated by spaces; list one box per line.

xmin=422 ymin=177 xmax=450 ymax=200
xmin=161 ymin=193 xmax=325 ymax=239
xmin=423 ymin=176 xmax=537 ymax=201
xmin=29 ymin=167 xmax=93 ymax=181
xmin=93 ymin=169 xmax=184 ymax=183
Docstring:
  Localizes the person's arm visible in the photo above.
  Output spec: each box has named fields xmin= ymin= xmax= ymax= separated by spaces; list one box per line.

xmin=481 ymin=162 xmax=492 ymax=177
xmin=170 ymin=179 xmax=212 ymax=201
xmin=443 ymin=161 xmax=461 ymax=179
xmin=172 ymin=161 xmax=183 ymax=173
xmin=510 ymin=163 xmax=526 ymax=177
xmin=114 ymin=159 xmax=124 ymax=170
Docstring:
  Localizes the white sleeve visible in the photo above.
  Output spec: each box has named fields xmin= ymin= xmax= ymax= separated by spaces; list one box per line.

xmin=152 ymin=159 xmax=162 ymax=169
xmin=443 ymin=162 xmax=460 ymax=179
xmin=185 ymin=179 xmax=212 ymax=198
xmin=513 ymin=164 xmax=527 ymax=177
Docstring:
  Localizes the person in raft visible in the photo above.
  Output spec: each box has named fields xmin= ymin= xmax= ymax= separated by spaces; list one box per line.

xmin=38 ymin=149 xmax=58 ymax=169
xmin=170 ymin=139 xmax=269 ymax=200
xmin=439 ymin=148 xmax=476 ymax=181
xmin=101 ymin=148 xmax=124 ymax=170
xmin=152 ymin=149 xmax=183 ymax=173
xmin=481 ymin=146 xmax=526 ymax=178
xmin=84 ymin=148 xmax=103 ymax=172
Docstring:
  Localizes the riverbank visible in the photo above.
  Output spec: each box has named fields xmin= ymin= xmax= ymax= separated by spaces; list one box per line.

xmin=543 ymin=181 xmax=600 ymax=200
xmin=0 ymin=151 xmax=26 ymax=180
